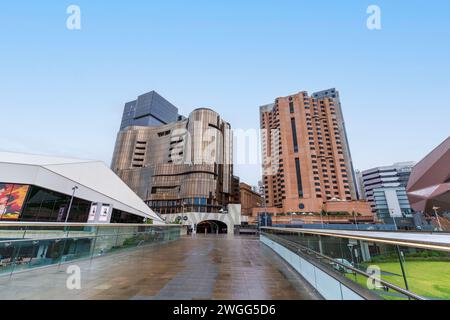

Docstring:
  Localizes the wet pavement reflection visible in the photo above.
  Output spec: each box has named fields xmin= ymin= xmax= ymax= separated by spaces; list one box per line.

xmin=0 ymin=235 xmax=321 ymax=300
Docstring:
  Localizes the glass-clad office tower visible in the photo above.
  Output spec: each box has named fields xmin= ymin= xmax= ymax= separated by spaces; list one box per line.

xmin=119 ymin=91 xmax=180 ymax=130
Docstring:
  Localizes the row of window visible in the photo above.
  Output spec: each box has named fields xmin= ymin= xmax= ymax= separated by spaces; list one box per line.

xmin=148 ymin=197 xmax=210 ymax=207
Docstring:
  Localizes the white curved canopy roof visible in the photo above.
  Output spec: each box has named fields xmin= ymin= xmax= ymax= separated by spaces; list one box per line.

xmin=0 ymin=151 xmax=163 ymax=224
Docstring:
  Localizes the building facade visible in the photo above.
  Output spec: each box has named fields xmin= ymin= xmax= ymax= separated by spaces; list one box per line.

xmin=112 ymin=108 xmax=234 ymax=215
xmin=360 ymin=162 xmax=415 ymax=221
xmin=372 ymin=187 xmax=413 ymax=220
xmin=239 ymin=182 xmax=263 ymax=216
xmin=119 ymin=91 xmax=181 ymax=130
xmin=0 ymin=152 xmax=163 ymax=224
xmin=407 ymin=136 xmax=450 ymax=214
xmin=355 ymin=170 xmax=366 ymax=200
xmin=230 ymin=176 xmax=241 ymax=204
xmin=258 ymin=88 xmax=372 ymax=220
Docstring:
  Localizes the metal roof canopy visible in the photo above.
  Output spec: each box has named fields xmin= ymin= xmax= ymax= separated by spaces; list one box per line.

xmin=0 ymin=151 xmax=163 ymax=224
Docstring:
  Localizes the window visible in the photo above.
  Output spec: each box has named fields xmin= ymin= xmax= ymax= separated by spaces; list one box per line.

xmin=20 ymin=185 xmax=90 ymax=223
xmin=111 ymin=209 xmax=144 ymax=223
xmin=295 ymin=158 xmax=304 ymax=198
xmin=289 ymin=102 xmax=295 ymax=113
xmin=291 ymin=118 xmax=299 ymax=153
xmin=157 ymin=130 xmax=171 ymax=137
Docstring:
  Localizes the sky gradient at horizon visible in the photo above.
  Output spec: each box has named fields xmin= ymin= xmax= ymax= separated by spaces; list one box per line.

xmin=0 ymin=0 xmax=449 ymax=186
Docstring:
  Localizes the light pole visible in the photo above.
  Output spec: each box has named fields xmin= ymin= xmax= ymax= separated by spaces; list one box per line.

xmin=352 ymin=209 xmax=359 ymax=230
xmin=347 ymin=243 xmax=357 ymax=281
xmin=432 ymin=206 xmax=443 ymax=231
xmin=390 ymin=209 xmax=398 ymax=231
xmin=65 ymin=186 xmax=79 ymax=223
xmin=319 ymin=210 xmax=324 ymax=229
xmin=256 ymin=180 xmax=269 ymax=233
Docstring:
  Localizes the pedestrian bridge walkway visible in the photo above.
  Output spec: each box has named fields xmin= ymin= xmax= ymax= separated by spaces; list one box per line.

xmin=2 ymin=222 xmax=449 ymax=300
xmin=0 ymin=235 xmax=320 ymax=300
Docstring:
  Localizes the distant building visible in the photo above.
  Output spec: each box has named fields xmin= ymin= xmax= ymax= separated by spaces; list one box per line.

xmin=361 ymin=162 xmax=415 ymax=222
xmin=257 ymin=180 xmax=265 ymax=197
xmin=230 ymin=176 xmax=241 ymax=204
xmin=355 ymin=170 xmax=366 ymax=200
xmin=407 ymin=136 xmax=450 ymax=214
xmin=119 ymin=91 xmax=180 ymax=130
xmin=372 ymin=187 xmax=413 ymax=220
xmin=112 ymin=108 xmax=234 ymax=215
xmin=257 ymin=88 xmax=372 ymax=223
xmin=239 ymin=182 xmax=263 ymax=216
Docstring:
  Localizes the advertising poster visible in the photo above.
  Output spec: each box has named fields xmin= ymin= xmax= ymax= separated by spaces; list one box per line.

xmin=0 ymin=184 xmax=30 ymax=221
xmin=88 ymin=203 xmax=98 ymax=222
xmin=56 ymin=206 xmax=66 ymax=222
xmin=99 ymin=204 xmax=111 ymax=222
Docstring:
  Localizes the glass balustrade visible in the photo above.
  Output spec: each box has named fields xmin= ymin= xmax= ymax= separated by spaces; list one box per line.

xmin=261 ymin=227 xmax=450 ymax=300
xmin=0 ymin=223 xmax=181 ymax=277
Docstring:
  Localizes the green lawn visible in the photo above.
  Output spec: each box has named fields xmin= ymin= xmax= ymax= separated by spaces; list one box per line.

xmin=379 ymin=261 xmax=450 ymax=299
xmin=346 ymin=261 xmax=450 ymax=300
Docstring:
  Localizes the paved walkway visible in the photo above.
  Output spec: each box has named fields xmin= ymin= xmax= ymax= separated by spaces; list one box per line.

xmin=0 ymin=235 xmax=320 ymax=300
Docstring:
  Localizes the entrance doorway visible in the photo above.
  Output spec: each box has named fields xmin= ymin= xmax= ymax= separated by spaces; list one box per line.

xmin=196 ymin=220 xmax=228 ymax=234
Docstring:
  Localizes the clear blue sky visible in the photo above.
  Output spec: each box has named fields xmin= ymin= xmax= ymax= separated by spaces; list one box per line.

xmin=1 ymin=0 xmax=449 ymax=186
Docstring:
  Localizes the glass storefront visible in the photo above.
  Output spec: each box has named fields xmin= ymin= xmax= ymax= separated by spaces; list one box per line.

xmin=1 ymin=182 xmax=148 ymax=224
xmin=21 ymin=185 xmax=91 ymax=222
xmin=110 ymin=209 xmax=145 ymax=223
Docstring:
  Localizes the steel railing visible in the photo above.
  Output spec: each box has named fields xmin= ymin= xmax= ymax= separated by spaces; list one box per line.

xmin=260 ymin=230 xmax=427 ymax=300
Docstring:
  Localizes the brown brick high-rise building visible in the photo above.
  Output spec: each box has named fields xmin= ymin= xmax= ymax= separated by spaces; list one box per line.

xmin=258 ymin=88 xmax=372 ymax=220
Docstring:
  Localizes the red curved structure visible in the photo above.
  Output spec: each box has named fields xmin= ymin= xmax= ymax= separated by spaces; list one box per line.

xmin=407 ymin=136 xmax=450 ymax=213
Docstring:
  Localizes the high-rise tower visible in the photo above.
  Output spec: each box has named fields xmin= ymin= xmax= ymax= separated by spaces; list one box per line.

xmin=112 ymin=108 xmax=234 ymax=215
xmin=260 ymin=88 xmax=371 ymax=216
xmin=119 ymin=91 xmax=180 ymax=130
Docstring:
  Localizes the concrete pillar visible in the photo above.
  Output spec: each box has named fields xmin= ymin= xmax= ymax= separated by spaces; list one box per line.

xmin=227 ymin=222 xmax=234 ymax=235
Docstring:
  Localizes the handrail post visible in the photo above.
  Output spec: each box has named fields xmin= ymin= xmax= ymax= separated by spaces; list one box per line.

xmin=395 ymin=245 xmax=410 ymax=299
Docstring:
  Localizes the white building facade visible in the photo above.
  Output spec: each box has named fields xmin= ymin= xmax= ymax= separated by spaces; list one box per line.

xmin=0 ymin=152 xmax=163 ymax=224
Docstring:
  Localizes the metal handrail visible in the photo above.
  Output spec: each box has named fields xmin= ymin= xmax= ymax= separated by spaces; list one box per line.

xmin=0 ymin=230 xmax=166 ymax=244
xmin=261 ymin=231 xmax=427 ymax=301
xmin=0 ymin=222 xmax=181 ymax=227
xmin=261 ymin=227 xmax=450 ymax=252
xmin=275 ymin=225 xmax=450 ymax=235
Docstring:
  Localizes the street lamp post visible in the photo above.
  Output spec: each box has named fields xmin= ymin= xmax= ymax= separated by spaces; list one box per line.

xmin=432 ymin=206 xmax=443 ymax=231
xmin=347 ymin=243 xmax=357 ymax=281
xmin=390 ymin=209 xmax=398 ymax=231
xmin=352 ymin=209 xmax=359 ymax=230
xmin=319 ymin=210 xmax=324 ymax=229
xmin=57 ymin=185 xmax=78 ymax=269
xmin=259 ymin=183 xmax=269 ymax=233
xmin=65 ymin=186 xmax=79 ymax=223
